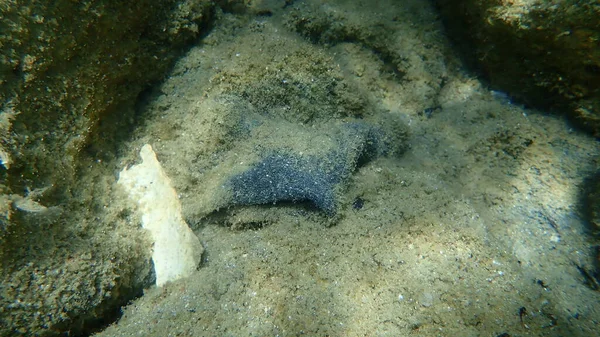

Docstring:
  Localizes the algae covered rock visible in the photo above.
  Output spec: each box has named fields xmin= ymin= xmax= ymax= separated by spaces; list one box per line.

xmin=0 ymin=0 xmax=216 ymax=335
xmin=435 ymin=0 xmax=600 ymax=135
xmin=0 ymin=0 xmax=213 ymax=195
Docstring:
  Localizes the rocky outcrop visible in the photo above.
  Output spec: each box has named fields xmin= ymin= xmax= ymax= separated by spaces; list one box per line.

xmin=436 ymin=0 xmax=600 ymax=135
xmin=0 ymin=0 xmax=215 ymax=335
xmin=0 ymin=0 xmax=213 ymax=202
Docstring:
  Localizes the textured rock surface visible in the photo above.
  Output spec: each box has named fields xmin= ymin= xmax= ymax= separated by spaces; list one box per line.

xmin=436 ymin=0 xmax=600 ymax=135
xmin=0 ymin=0 xmax=212 ymax=202
xmin=0 ymin=0 xmax=216 ymax=335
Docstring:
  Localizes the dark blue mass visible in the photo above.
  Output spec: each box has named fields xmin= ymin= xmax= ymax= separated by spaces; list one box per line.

xmin=224 ymin=120 xmax=404 ymax=215
xmin=228 ymin=153 xmax=341 ymax=214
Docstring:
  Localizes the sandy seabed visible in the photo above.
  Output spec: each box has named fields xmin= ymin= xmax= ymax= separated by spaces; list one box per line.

xmin=95 ymin=1 xmax=600 ymax=336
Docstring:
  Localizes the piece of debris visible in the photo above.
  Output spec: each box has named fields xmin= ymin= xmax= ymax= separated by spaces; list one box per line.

xmin=118 ymin=144 xmax=204 ymax=287
xmin=0 ymin=146 xmax=11 ymax=169
xmin=536 ymin=279 xmax=550 ymax=290
xmin=519 ymin=306 xmax=529 ymax=329
xmin=573 ymin=262 xmax=600 ymax=291
xmin=13 ymin=197 xmax=48 ymax=213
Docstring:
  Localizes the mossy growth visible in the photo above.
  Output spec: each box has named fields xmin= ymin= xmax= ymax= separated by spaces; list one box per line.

xmin=0 ymin=0 xmax=218 ymax=335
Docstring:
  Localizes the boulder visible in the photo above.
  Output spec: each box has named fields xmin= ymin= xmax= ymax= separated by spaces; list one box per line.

xmin=0 ymin=0 xmax=215 ymax=335
xmin=436 ymin=0 xmax=600 ymax=135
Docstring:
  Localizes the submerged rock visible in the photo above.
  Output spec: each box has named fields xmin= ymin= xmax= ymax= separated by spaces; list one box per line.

xmin=436 ymin=0 xmax=600 ymax=135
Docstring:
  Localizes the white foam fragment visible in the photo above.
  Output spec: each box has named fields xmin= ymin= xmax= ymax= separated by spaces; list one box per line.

xmin=0 ymin=146 xmax=11 ymax=169
xmin=118 ymin=144 xmax=203 ymax=286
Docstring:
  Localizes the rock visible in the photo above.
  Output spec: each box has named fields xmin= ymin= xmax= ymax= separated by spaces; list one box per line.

xmin=0 ymin=0 xmax=220 ymax=335
xmin=435 ymin=0 xmax=600 ymax=135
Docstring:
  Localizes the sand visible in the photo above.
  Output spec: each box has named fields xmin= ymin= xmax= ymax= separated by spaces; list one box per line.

xmin=94 ymin=1 xmax=600 ymax=336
